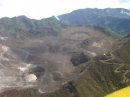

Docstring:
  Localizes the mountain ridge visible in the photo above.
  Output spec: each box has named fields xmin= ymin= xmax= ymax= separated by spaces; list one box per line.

xmin=59 ymin=8 xmax=130 ymax=36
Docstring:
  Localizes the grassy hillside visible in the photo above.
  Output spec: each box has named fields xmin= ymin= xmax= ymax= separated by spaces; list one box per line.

xmin=114 ymin=38 xmax=130 ymax=64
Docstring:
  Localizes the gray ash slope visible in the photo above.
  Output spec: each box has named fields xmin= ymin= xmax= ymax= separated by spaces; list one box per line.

xmin=0 ymin=14 xmax=129 ymax=97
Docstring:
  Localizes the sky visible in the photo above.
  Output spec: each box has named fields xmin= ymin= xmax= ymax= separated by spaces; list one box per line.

xmin=0 ymin=0 xmax=130 ymax=19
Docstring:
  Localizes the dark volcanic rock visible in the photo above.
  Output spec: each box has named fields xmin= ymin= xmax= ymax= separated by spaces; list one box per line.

xmin=29 ymin=66 xmax=45 ymax=78
xmin=71 ymin=52 xmax=90 ymax=66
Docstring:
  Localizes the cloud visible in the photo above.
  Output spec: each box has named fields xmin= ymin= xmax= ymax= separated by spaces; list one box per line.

xmin=0 ymin=1 xmax=4 ymax=7
xmin=0 ymin=0 xmax=130 ymax=19
xmin=118 ymin=0 xmax=129 ymax=3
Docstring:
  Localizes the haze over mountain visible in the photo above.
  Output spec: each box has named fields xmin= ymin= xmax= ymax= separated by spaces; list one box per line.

xmin=0 ymin=8 xmax=129 ymax=97
xmin=59 ymin=8 xmax=130 ymax=36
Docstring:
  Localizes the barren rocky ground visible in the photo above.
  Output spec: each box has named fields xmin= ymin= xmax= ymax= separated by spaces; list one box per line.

xmin=0 ymin=16 xmax=129 ymax=97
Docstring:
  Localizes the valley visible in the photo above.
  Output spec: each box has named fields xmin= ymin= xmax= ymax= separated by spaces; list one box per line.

xmin=0 ymin=8 xmax=129 ymax=97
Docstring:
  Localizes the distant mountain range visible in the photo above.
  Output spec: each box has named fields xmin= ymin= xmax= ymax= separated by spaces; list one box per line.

xmin=0 ymin=8 xmax=130 ymax=37
xmin=0 ymin=16 xmax=63 ymax=38
xmin=59 ymin=8 xmax=130 ymax=36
